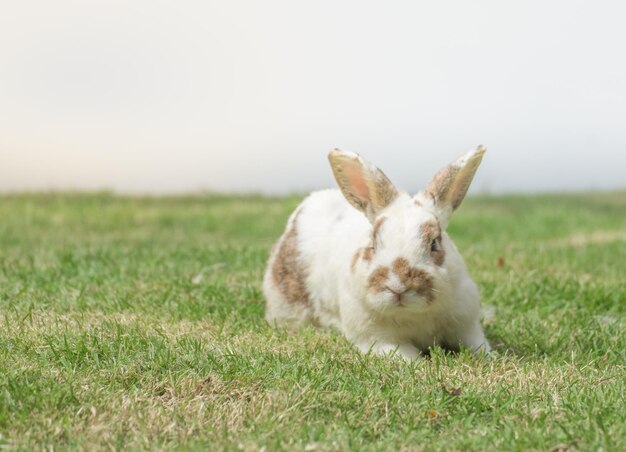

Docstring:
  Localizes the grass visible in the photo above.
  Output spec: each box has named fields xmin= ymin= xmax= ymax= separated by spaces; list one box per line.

xmin=0 ymin=191 xmax=625 ymax=451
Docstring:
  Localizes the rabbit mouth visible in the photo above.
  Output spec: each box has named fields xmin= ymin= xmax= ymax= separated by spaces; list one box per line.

xmin=392 ymin=289 xmax=412 ymax=306
xmin=381 ymin=288 xmax=428 ymax=310
xmin=385 ymin=287 xmax=406 ymax=304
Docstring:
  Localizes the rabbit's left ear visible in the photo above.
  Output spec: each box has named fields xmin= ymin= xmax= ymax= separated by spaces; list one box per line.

xmin=423 ymin=145 xmax=486 ymax=225
xmin=328 ymin=149 xmax=398 ymax=222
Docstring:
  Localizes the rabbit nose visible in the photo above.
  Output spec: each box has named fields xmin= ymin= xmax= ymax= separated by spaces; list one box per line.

xmin=386 ymin=286 xmax=407 ymax=302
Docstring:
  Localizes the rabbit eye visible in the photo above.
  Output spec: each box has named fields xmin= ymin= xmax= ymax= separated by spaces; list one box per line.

xmin=430 ymin=238 xmax=439 ymax=253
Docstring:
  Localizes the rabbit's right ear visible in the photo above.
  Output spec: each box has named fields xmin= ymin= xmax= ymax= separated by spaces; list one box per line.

xmin=328 ymin=149 xmax=398 ymax=222
xmin=422 ymin=145 xmax=486 ymax=227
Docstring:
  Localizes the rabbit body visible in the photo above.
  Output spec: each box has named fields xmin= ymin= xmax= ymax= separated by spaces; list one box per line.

xmin=263 ymin=148 xmax=491 ymax=360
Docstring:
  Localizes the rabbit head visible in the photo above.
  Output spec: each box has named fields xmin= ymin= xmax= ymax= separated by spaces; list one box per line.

xmin=328 ymin=145 xmax=486 ymax=315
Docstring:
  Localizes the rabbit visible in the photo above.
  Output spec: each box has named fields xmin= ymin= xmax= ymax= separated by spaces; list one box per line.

xmin=263 ymin=145 xmax=491 ymax=360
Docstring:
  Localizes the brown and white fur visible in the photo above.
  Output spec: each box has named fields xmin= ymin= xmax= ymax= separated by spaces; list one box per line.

xmin=263 ymin=146 xmax=491 ymax=360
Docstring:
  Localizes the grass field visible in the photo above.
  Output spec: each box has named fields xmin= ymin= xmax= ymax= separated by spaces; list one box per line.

xmin=0 ymin=191 xmax=625 ymax=450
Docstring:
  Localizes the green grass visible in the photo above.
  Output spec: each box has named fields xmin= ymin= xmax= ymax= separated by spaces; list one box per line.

xmin=1 ymin=191 xmax=625 ymax=451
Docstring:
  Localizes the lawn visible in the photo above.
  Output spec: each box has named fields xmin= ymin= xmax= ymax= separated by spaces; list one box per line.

xmin=0 ymin=191 xmax=625 ymax=450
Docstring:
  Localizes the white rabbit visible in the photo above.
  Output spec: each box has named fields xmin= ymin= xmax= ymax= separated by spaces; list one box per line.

xmin=263 ymin=146 xmax=491 ymax=360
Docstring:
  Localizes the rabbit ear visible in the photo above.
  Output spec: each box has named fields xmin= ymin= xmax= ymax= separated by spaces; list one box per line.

xmin=328 ymin=149 xmax=398 ymax=221
xmin=424 ymin=145 xmax=486 ymax=223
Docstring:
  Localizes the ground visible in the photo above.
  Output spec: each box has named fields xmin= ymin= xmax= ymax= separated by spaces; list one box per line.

xmin=0 ymin=191 xmax=624 ymax=450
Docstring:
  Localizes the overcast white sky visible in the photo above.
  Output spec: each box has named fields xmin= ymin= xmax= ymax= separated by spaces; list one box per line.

xmin=1 ymin=1 xmax=625 ymax=194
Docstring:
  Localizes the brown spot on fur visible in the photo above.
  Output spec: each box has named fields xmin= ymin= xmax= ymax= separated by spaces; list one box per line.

xmin=271 ymin=211 xmax=310 ymax=305
xmin=372 ymin=216 xmax=386 ymax=244
xmin=352 ymin=245 xmax=374 ymax=272
xmin=420 ymin=221 xmax=440 ymax=240
xmin=362 ymin=246 xmax=374 ymax=262
xmin=352 ymin=245 xmax=375 ymax=272
xmin=391 ymin=257 xmax=435 ymax=302
xmin=351 ymin=249 xmax=361 ymax=271
xmin=392 ymin=257 xmax=411 ymax=280
xmin=420 ymin=221 xmax=445 ymax=266
xmin=373 ymin=217 xmax=386 ymax=237
xmin=368 ymin=266 xmax=389 ymax=293
xmin=414 ymin=198 xmax=422 ymax=207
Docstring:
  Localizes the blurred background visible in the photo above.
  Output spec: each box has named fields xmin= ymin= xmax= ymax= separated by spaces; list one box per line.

xmin=1 ymin=0 xmax=624 ymax=195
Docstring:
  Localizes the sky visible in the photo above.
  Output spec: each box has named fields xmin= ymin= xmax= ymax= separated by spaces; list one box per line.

xmin=1 ymin=1 xmax=625 ymax=195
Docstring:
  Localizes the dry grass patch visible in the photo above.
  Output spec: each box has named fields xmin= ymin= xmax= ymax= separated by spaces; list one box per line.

xmin=546 ymin=229 xmax=626 ymax=248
